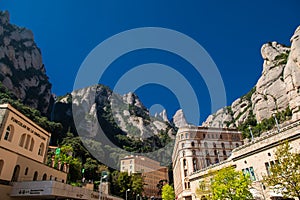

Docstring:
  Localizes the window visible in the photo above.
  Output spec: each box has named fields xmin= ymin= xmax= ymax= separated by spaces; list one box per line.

xmin=182 ymin=151 xmax=185 ymax=156
xmin=203 ymin=133 xmax=206 ymax=138
xmin=19 ymin=134 xmax=26 ymax=147
xmin=215 ymin=158 xmax=219 ymax=164
xmin=193 ymin=158 xmax=198 ymax=171
xmin=185 ymin=133 xmax=189 ymax=139
xmin=33 ymin=171 xmax=38 ymax=181
xmin=29 ymin=138 xmax=34 ymax=151
xmin=242 ymin=167 xmax=256 ymax=181
xmin=220 ymin=134 xmax=223 ymax=139
xmin=183 ymin=159 xmax=186 ymax=167
xmin=38 ymin=143 xmax=45 ymax=156
xmin=42 ymin=173 xmax=47 ymax=180
xmin=212 ymin=134 xmax=214 ymax=139
xmin=184 ymin=169 xmax=188 ymax=177
xmin=207 ymin=134 xmax=210 ymax=139
xmin=24 ymin=167 xmax=29 ymax=175
xmin=192 ymin=150 xmax=196 ymax=155
xmin=204 ymin=142 xmax=208 ymax=148
xmin=0 ymin=160 xmax=3 ymax=175
xmin=265 ymin=162 xmax=270 ymax=175
xmin=182 ymin=143 xmax=185 ymax=148
xmin=214 ymin=149 xmax=218 ymax=156
xmin=205 ymin=150 xmax=209 ymax=155
xmin=236 ymin=143 xmax=240 ymax=148
xmin=223 ymin=150 xmax=226 ymax=156
xmin=25 ymin=135 xmax=31 ymax=149
xmin=221 ymin=143 xmax=225 ymax=148
xmin=191 ymin=141 xmax=195 ymax=147
xmin=206 ymin=158 xmax=211 ymax=167
xmin=213 ymin=142 xmax=216 ymax=148
xmin=4 ymin=125 xmax=13 ymax=141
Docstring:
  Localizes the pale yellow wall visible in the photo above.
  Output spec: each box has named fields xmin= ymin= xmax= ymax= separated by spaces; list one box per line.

xmin=0 ymin=104 xmax=50 ymax=164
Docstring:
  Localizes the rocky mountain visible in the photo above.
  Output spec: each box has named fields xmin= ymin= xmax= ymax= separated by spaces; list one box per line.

xmin=0 ymin=11 xmax=52 ymax=114
xmin=202 ymin=25 xmax=300 ymax=132
xmin=52 ymin=85 xmax=189 ymax=141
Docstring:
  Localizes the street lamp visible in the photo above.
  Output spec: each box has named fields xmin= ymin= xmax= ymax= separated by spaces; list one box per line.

xmin=272 ymin=113 xmax=280 ymax=133
xmin=126 ymin=189 xmax=130 ymax=200
xmin=248 ymin=126 xmax=254 ymax=141
xmin=99 ymin=173 xmax=108 ymax=200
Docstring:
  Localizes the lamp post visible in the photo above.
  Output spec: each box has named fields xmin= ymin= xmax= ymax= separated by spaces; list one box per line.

xmin=248 ymin=126 xmax=254 ymax=141
xmin=99 ymin=173 xmax=108 ymax=200
xmin=126 ymin=189 xmax=130 ymax=200
xmin=272 ymin=113 xmax=280 ymax=133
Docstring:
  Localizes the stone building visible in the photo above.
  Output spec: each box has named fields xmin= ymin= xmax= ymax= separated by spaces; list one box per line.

xmin=187 ymin=119 xmax=300 ymax=200
xmin=120 ymin=155 xmax=169 ymax=199
xmin=0 ymin=103 xmax=121 ymax=200
xmin=172 ymin=126 xmax=244 ymax=200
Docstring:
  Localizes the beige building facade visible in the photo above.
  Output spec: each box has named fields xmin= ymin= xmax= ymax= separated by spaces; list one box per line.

xmin=120 ymin=155 xmax=169 ymax=199
xmin=187 ymin=119 xmax=300 ymax=200
xmin=172 ymin=126 xmax=244 ymax=200
xmin=0 ymin=103 xmax=122 ymax=200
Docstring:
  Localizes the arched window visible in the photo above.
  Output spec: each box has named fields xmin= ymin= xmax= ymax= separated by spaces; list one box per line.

xmin=185 ymin=133 xmax=189 ymax=139
xmin=183 ymin=159 xmax=187 ymax=167
xmin=11 ymin=165 xmax=20 ymax=182
xmin=38 ymin=143 xmax=45 ymax=156
xmin=19 ymin=134 xmax=26 ymax=147
xmin=24 ymin=135 xmax=31 ymax=149
xmin=221 ymin=143 xmax=225 ymax=148
xmin=42 ymin=173 xmax=47 ymax=180
xmin=0 ymin=160 xmax=4 ymax=175
xmin=182 ymin=151 xmax=185 ymax=157
xmin=29 ymin=138 xmax=34 ymax=151
xmin=213 ymin=142 xmax=216 ymax=148
xmin=33 ymin=171 xmax=38 ymax=181
xmin=220 ymin=134 xmax=223 ymax=139
xmin=206 ymin=158 xmax=211 ymax=167
xmin=193 ymin=158 xmax=198 ymax=171
xmin=4 ymin=125 xmax=13 ymax=141
xmin=223 ymin=150 xmax=226 ymax=156
xmin=24 ymin=167 xmax=29 ymax=175
xmin=215 ymin=158 xmax=219 ymax=164
xmin=192 ymin=150 xmax=196 ymax=155
xmin=214 ymin=149 xmax=218 ymax=156
xmin=236 ymin=143 xmax=239 ymax=148
xmin=50 ymin=175 xmax=53 ymax=180
xmin=191 ymin=141 xmax=195 ymax=147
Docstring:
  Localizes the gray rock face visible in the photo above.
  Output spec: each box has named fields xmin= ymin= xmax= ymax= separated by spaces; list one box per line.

xmin=202 ymin=25 xmax=300 ymax=128
xmin=172 ymin=109 xmax=188 ymax=128
xmin=0 ymin=11 xmax=52 ymax=114
xmin=69 ymin=85 xmax=172 ymax=139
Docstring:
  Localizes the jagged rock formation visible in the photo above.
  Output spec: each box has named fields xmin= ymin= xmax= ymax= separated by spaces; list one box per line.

xmin=202 ymin=25 xmax=300 ymax=128
xmin=0 ymin=11 xmax=52 ymax=114
xmin=54 ymin=85 xmax=181 ymax=139
xmin=172 ymin=109 xmax=188 ymax=128
xmin=154 ymin=109 xmax=169 ymax=122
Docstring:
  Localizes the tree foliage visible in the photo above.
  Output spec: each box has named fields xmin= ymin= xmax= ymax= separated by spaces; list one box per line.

xmin=162 ymin=184 xmax=175 ymax=200
xmin=197 ymin=167 xmax=252 ymax=200
xmin=110 ymin=171 xmax=144 ymax=199
xmin=263 ymin=141 xmax=300 ymax=199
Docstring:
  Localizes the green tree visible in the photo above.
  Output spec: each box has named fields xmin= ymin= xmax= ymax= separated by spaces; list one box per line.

xmin=263 ymin=142 xmax=300 ymax=199
xmin=162 ymin=184 xmax=175 ymax=200
xmin=196 ymin=176 xmax=212 ymax=200
xmin=211 ymin=167 xmax=252 ymax=200
xmin=110 ymin=171 xmax=143 ymax=199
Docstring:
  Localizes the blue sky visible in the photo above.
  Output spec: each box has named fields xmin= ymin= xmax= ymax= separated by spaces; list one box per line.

xmin=2 ymin=1 xmax=300 ymax=125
